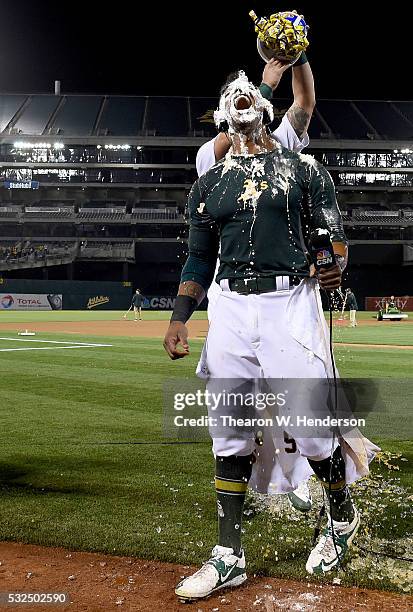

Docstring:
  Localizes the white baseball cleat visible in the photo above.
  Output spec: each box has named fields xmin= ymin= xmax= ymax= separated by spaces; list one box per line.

xmin=287 ymin=481 xmax=312 ymax=512
xmin=306 ymin=507 xmax=360 ymax=575
xmin=175 ymin=545 xmax=247 ymax=601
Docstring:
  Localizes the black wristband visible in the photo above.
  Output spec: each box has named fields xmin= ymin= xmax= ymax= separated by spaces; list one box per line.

xmin=293 ymin=51 xmax=308 ymax=66
xmin=170 ymin=295 xmax=197 ymax=323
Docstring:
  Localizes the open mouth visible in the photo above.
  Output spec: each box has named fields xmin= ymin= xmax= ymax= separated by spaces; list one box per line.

xmin=234 ymin=95 xmax=252 ymax=110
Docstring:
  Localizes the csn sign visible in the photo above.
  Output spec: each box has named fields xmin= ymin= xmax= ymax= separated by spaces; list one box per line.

xmin=143 ymin=297 xmax=177 ymax=310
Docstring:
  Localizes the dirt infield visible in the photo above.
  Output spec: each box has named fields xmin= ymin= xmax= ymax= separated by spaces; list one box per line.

xmin=0 ymin=319 xmax=412 ymax=351
xmin=334 ymin=318 xmax=412 ymax=327
xmin=0 ymin=319 xmax=208 ymax=339
xmin=0 ymin=542 xmax=411 ymax=612
xmin=337 ymin=342 xmax=413 ymax=349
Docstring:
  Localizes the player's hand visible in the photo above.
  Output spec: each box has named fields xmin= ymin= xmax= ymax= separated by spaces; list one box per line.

xmin=317 ymin=264 xmax=342 ymax=290
xmin=262 ymin=58 xmax=291 ymax=90
xmin=163 ymin=321 xmax=190 ymax=360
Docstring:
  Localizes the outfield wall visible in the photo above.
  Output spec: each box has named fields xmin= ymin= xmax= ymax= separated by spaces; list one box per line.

xmin=0 ymin=293 xmax=62 ymax=311
xmin=365 ymin=296 xmax=413 ymax=311
xmin=0 ymin=281 xmax=202 ymax=311
xmin=0 ymin=279 xmax=132 ymax=310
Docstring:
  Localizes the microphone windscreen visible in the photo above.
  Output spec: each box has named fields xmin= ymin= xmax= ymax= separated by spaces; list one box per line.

xmin=309 ymin=229 xmax=335 ymax=270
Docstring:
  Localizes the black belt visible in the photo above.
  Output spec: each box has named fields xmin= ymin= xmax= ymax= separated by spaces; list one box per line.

xmin=228 ymin=276 xmax=301 ymax=295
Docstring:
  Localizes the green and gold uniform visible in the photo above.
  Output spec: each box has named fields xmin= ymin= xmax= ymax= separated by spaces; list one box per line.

xmin=182 ymin=146 xmax=346 ymax=290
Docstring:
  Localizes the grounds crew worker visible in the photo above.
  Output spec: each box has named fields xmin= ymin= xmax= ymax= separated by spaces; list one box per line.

xmin=132 ymin=289 xmax=144 ymax=321
xmin=346 ymin=288 xmax=358 ymax=327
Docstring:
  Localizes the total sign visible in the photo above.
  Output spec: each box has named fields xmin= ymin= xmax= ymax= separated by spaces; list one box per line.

xmin=0 ymin=293 xmax=62 ymax=310
xmin=0 ymin=294 xmax=15 ymax=309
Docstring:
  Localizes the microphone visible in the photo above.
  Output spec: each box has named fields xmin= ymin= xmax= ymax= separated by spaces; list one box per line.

xmin=309 ymin=228 xmax=336 ymax=271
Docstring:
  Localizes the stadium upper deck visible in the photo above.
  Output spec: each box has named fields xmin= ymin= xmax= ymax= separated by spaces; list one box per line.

xmin=0 ymin=94 xmax=412 ymax=146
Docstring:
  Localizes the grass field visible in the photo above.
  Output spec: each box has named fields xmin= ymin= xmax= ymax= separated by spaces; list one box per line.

xmin=0 ymin=309 xmax=209 ymax=323
xmin=0 ymin=310 xmax=412 ymax=593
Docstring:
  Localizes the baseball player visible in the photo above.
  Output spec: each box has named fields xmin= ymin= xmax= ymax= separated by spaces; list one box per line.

xmin=197 ymin=54 xmax=316 ymax=512
xmin=164 ymin=71 xmax=378 ymax=601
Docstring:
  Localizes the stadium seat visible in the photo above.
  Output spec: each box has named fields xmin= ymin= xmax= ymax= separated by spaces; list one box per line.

xmin=51 ymin=96 xmax=102 ymax=136
xmin=97 ymin=97 xmax=146 ymax=136
xmin=145 ymin=98 xmax=189 ymax=136
xmin=316 ymin=101 xmax=371 ymax=139
xmin=354 ymin=102 xmax=413 ymax=139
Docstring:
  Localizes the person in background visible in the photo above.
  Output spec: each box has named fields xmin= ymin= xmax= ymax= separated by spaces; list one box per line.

xmin=346 ymin=288 xmax=358 ymax=327
xmin=385 ymin=295 xmax=396 ymax=312
xmin=128 ymin=289 xmax=144 ymax=321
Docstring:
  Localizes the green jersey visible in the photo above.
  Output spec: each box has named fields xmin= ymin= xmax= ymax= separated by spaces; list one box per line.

xmin=132 ymin=293 xmax=143 ymax=307
xmin=181 ymin=145 xmax=346 ymax=289
xmin=346 ymin=292 xmax=358 ymax=310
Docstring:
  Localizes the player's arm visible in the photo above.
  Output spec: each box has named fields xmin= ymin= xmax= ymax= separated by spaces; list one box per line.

xmin=286 ymin=54 xmax=315 ymax=139
xmin=307 ymin=162 xmax=348 ymax=290
xmin=213 ymin=132 xmax=232 ymax=165
xmin=164 ymin=182 xmax=219 ymax=360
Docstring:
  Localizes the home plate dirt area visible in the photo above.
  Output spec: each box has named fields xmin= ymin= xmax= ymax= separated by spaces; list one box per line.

xmin=0 ymin=542 xmax=412 ymax=612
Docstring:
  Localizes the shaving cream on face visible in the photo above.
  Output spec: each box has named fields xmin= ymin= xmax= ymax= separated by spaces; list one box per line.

xmin=214 ymin=71 xmax=274 ymax=137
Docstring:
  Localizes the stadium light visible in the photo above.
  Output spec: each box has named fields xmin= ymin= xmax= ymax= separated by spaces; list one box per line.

xmin=13 ymin=142 xmax=51 ymax=149
xmin=53 ymin=143 xmax=65 ymax=150
xmin=104 ymin=144 xmax=131 ymax=150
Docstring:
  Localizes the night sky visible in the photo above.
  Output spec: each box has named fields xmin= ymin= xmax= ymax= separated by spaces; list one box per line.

xmin=0 ymin=1 xmax=412 ymax=100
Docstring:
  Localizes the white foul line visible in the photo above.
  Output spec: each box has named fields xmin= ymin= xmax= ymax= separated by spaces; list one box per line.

xmin=0 ymin=345 xmax=112 ymax=352
xmin=0 ymin=337 xmax=112 ymax=352
xmin=0 ymin=337 xmax=111 ymax=345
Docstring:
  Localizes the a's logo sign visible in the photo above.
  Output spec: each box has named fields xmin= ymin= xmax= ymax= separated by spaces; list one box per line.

xmin=1 ymin=294 xmax=14 ymax=309
xmin=316 ymin=249 xmax=333 ymax=267
xmin=86 ymin=295 xmax=110 ymax=309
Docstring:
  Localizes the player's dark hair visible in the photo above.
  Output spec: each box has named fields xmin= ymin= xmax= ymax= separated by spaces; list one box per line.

xmin=220 ymin=71 xmax=242 ymax=95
